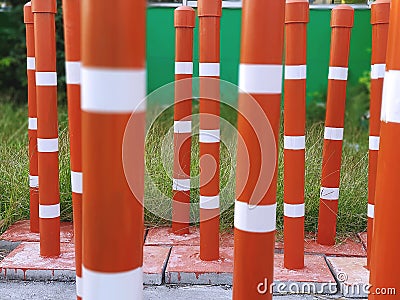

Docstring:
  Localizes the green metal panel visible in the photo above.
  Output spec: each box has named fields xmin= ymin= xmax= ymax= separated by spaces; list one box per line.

xmin=147 ymin=7 xmax=371 ymax=105
xmin=307 ymin=9 xmax=371 ymax=100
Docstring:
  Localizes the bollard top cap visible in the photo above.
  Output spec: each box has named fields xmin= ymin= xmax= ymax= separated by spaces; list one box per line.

xmin=371 ymin=0 xmax=390 ymax=25
xmin=31 ymin=0 xmax=57 ymax=14
xmin=175 ymin=6 xmax=195 ymax=28
xmin=285 ymin=0 xmax=309 ymax=24
xmin=198 ymin=0 xmax=222 ymax=17
xmin=23 ymin=2 xmax=34 ymax=24
xmin=331 ymin=4 xmax=354 ymax=28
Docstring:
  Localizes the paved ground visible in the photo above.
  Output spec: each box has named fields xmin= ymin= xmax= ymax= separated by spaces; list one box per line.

xmin=0 ymin=224 xmax=368 ymax=299
xmin=0 ymin=280 xmax=360 ymax=300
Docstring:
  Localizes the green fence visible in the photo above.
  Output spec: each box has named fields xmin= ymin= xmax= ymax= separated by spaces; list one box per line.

xmin=0 ymin=5 xmax=372 ymax=105
xmin=147 ymin=5 xmax=372 ymax=105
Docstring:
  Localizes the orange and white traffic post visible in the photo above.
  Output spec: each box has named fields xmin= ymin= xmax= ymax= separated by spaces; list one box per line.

xmin=31 ymin=0 xmax=60 ymax=257
xmin=283 ymin=0 xmax=309 ymax=270
xmin=366 ymin=0 xmax=390 ymax=269
xmin=233 ymin=0 xmax=285 ymax=298
xmin=369 ymin=0 xmax=400 ymax=297
xmin=24 ymin=2 xmax=39 ymax=234
xmin=172 ymin=5 xmax=195 ymax=235
xmin=62 ymin=0 xmax=82 ymax=298
xmin=317 ymin=5 xmax=354 ymax=246
xmin=198 ymin=0 xmax=222 ymax=261
xmin=81 ymin=0 xmax=146 ymax=298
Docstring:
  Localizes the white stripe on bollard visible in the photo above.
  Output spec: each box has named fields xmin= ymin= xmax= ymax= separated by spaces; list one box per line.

xmin=37 ymin=138 xmax=59 ymax=153
xmin=173 ymin=178 xmax=191 ymax=191
xmin=320 ymin=187 xmax=340 ymax=200
xmin=27 ymin=57 xmax=36 ymax=70
xmin=39 ymin=204 xmax=60 ymax=219
xmin=328 ymin=66 xmax=348 ymax=80
xmin=71 ymin=171 xmax=83 ymax=194
xmin=284 ymin=65 xmax=307 ymax=80
xmin=199 ymin=63 xmax=220 ymax=77
xmin=174 ymin=121 xmax=192 ymax=133
xmin=234 ymin=200 xmax=277 ymax=233
xmin=175 ymin=62 xmax=193 ymax=75
xmin=76 ymin=275 xmax=83 ymax=298
xmin=324 ymin=127 xmax=344 ymax=141
xmin=29 ymin=175 xmax=39 ymax=188
xmin=369 ymin=136 xmax=380 ymax=151
xmin=284 ymin=203 xmax=305 ymax=218
xmin=381 ymin=70 xmax=400 ymax=123
xmin=284 ymin=135 xmax=306 ymax=150
xmin=368 ymin=203 xmax=374 ymax=218
xmin=35 ymin=72 xmax=58 ymax=86
xmin=199 ymin=129 xmax=220 ymax=143
xmin=66 ymin=61 xmax=81 ymax=84
xmin=28 ymin=117 xmax=37 ymax=130
xmin=81 ymin=67 xmax=146 ymax=113
xmin=200 ymin=195 xmax=220 ymax=209
xmin=239 ymin=64 xmax=283 ymax=94
xmin=82 ymin=266 xmax=143 ymax=300
xmin=371 ymin=63 xmax=386 ymax=79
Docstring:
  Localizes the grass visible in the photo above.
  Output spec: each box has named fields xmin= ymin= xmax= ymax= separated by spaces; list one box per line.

xmin=0 ymin=100 xmax=368 ymax=239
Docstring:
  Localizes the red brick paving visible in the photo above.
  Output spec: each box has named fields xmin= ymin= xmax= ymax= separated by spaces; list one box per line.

xmin=0 ymin=242 xmax=75 ymax=271
xmin=0 ymin=222 xmax=369 ymax=287
xmin=0 ymin=220 xmax=74 ymax=243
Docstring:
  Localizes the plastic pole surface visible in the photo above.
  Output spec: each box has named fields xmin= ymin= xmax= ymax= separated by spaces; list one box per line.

xmin=317 ymin=5 xmax=354 ymax=246
xmin=24 ymin=2 xmax=39 ymax=234
xmin=81 ymin=0 xmax=146 ymax=299
xmin=369 ymin=0 xmax=400 ymax=297
xmin=233 ymin=0 xmax=285 ymax=298
xmin=62 ymin=0 xmax=82 ymax=298
xmin=366 ymin=0 xmax=389 ymax=269
xmin=172 ymin=6 xmax=195 ymax=234
xmin=31 ymin=0 xmax=60 ymax=257
xmin=198 ymin=0 xmax=222 ymax=261
xmin=283 ymin=0 xmax=309 ymax=270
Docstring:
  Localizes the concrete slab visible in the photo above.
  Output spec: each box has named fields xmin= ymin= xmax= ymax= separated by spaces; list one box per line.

xmin=165 ymin=246 xmax=233 ymax=285
xmin=0 ymin=242 xmax=75 ymax=281
xmin=143 ymin=246 xmax=171 ymax=285
xmin=304 ymin=235 xmax=366 ymax=257
xmin=145 ymin=227 xmax=234 ymax=247
xmin=358 ymin=232 xmax=367 ymax=250
xmin=326 ymin=256 xmax=369 ymax=298
xmin=0 ymin=279 xmax=77 ymax=300
xmin=274 ymin=254 xmax=338 ymax=295
xmin=0 ymin=220 xmax=74 ymax=243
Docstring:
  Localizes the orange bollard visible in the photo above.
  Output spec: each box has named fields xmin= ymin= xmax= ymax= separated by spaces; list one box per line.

xmin=24 ymin=2 xmax=39 ymax=234
xmin=31 ymin=0 xmax=60 ymax=257
xmin=317 ymin=5 xmax=354 ymax=246
xmin=172 ymin=6 xmax=195 ymax=235
xmin=366 ymin=0 xmax=390 ymax=269
xmin=198 ymin=0 xmax=222 ymax=261
xmin=369 ymin=0 xmax=400 ymax=297
xmin=62 ymin=0 xmax=82 ymax=298
xmin=233 ymin=0 xmax=285 ymax=298
xmin=283 ymin=0 xmax=309 ymax=270
xmin=81 ymin=0 xmax=146 ymax=298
